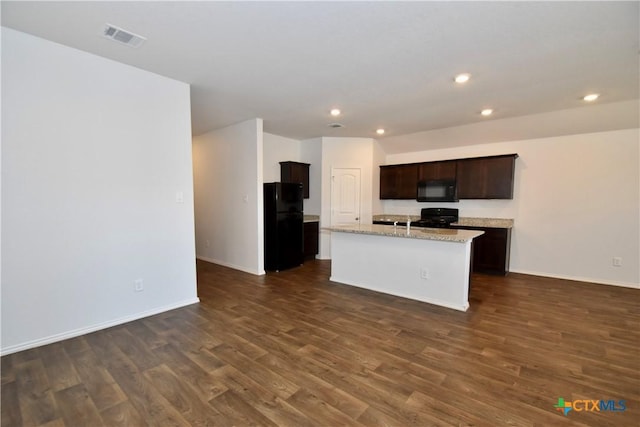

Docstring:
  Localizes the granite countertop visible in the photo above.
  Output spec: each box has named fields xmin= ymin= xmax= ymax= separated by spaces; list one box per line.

xmin=325 ymin=223 xmax=484 ymax=243
xmin=304 ymin=214 xmax=320 ymax=223
xmin=453 ymin=217 xmax=514 ymax=229
xmin=372 ymin=214 xmax=513 ymax=229
xmin=373 ymin=214 xmax=421 ymax=222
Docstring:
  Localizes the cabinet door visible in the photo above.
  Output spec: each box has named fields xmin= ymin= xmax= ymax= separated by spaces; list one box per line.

xmin=280 ymin=162 xmax=310 ymax=198
xmin=452 ymin=226 xmax=511 ymax=275
xmin=379 ymin=164 xmax=418 ymax=199
xmin=473 ymin=228 xmax=510 ymax=274
xmin=457 ymin=155 xmax=516 ymax=199
xmin=303 ymin=221 xmax=319 ymax=258
xmin=418 ymin=160 xmax=457 ymax=181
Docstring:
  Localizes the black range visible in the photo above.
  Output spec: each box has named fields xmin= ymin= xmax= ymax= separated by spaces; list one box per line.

xmin=412 ymin=208 xmax=459 ymax=228
xmin=373 ymin=208 xmax=459 ymax=229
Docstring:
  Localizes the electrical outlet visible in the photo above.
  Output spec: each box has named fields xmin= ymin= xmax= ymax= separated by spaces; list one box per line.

xmin=420 ymin=268 xmax=430 ymax=280
xmin=612 ymin=257 xmax=623 ymax=267
xmin=134 ymin=279 xmax=144 ymax=292
xmin=205 ymin=239 xmax=210 ymax=248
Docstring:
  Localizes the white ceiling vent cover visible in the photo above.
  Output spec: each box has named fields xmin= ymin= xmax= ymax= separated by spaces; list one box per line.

xmin=103 ymin=24 xmax=146 ymax=48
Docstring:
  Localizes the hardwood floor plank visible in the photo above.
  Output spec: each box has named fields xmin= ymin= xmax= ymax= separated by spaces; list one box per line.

xmin=289 ymin=328 xmax=384 ymax=371
xmin=285 ymin=388 xmax=368 ymax=426
xmin=157 ymin=316 xmax=223 ymax=350
xmin=439 ymin=371 xmax=577 ymax=426
xmin=99 ymin=400 xmax=149 ymax=427
xmin=255 ymin=352 xmax=370 ymax=420
xmin=2 ymin=259 xmax=638 ymax=426
xmin=124 ymin=320 xmax=168 ymax=351
xmin=65 ymin=348 xmax=127 ymax=412
xmin=293 ymin=346 xmax=424 ymax=423
xmin=60 ymin=336 xmax=91 ymax=356
xmin=190 ymin=311 xmax=270 ymax=360
xmin=38 ymin=343 xmax=81 ymax=392
xmin=34 ymin=419 xmax=66 ymax=427
xmin=108 ymin=327 xmax=162 ymax=372
xmin=53 ymin=384 xmax=104 ymax=427
xmin=1 ymin=354 xmax=15 ymax=385
xmin=210 ymin=343 xmax=300 ymax=399
xmin=143 ymin=364 xmax=229 ymax=426
xmin=85 ymin=332 xmax=191 ymax=426
xmin=404 ymin=390 xmax=492 ymax=427
xmin=14 ymin=359 xmax=59 ymax=426
xmin=1 ymin=381 xmax=23 ymax=427
xmin=208 ymin=389 xmax=279 ymax=427
xmin=152 ymin=343 xmax=228 ymax=401
xmin=158 ymin=329 xmax=227 ymax=373
xmin=208 ymin=365 xmax=315 ymax=427
xmin=356 ymin=400 xmax=453 ymax=427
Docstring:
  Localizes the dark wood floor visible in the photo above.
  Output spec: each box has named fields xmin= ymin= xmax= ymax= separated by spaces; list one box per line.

xmin=2 ymin=259 xmax=639 ymax=426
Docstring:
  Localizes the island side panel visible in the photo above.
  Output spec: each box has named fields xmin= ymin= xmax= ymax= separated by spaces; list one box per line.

xmin=330 ymin=231 xmax=472 ymax=311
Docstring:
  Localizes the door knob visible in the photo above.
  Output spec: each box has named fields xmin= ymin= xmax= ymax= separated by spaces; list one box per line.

xmin=355 ymin=217 xmax=359 ymax=220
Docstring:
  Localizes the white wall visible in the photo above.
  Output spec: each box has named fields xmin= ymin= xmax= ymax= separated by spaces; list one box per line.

xmin=1 ymin=28 xmax=198 ymax=354
xmin=262 ymin=132 xmax=324 ymax=215
xmin=262 ymin=132 xmax=300 ymax=182
xmin=301 ymin=138 xmax=323 ymax=216
xmin=380 ymin=100 xmax=639 ymax=154
xmin=381 ymin=128 xmax=640 ymax=288
xmin=372 ymin=140 xmax=386 ymax=215
xmin=193 ymin=119 xmax=264 ymax=275
xmin=318 ymin=137 xmax=376 ymax=259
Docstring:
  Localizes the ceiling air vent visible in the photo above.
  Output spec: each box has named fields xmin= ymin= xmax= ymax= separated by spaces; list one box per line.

xmin=103 ymin=24 xmax=146 ymax=48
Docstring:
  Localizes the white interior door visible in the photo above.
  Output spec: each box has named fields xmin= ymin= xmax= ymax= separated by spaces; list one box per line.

xmin=331 ymin=168 xmax=361 ymax=226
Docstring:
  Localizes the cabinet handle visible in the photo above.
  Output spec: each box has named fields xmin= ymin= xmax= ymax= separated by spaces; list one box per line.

xmin=355 ymin=217 xmax=359 ymax=221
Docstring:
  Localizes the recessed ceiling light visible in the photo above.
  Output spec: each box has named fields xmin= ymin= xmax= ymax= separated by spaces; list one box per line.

xmin=583 ymin=93 xmax=599 ymax=102
xmin=330 ymin=108 xmax=341 ymax=116
xmin=480 ymin=109 xmax=493 ymax=116
xmin=454 ymin=73 xmax=471 ymax=84
xmin=376 ymin=128 xmax=385 ymax=135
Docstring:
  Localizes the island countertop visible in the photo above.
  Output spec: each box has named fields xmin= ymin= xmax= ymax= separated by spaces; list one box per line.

xmin=372 ymin=214 xmax=513 ymax=229
xmin=326 ymin=223 xmax=484 ymax=243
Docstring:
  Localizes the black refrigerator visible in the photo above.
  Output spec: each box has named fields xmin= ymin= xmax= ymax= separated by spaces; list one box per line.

xmin=264 ymin=182 xmax=304 ymax=271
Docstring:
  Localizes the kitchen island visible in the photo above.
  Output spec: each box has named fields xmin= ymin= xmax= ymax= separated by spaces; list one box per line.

xmin=327 ymin=224 xmax=484 ymax=311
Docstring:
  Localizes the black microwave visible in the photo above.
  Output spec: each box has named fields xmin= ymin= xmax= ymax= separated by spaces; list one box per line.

xmin=417 ymin=179 xmax=458 ymax=202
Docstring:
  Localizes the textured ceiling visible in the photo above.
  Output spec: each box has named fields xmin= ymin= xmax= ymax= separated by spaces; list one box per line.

xmin=2 ymin=1 xmax=639 ymax=149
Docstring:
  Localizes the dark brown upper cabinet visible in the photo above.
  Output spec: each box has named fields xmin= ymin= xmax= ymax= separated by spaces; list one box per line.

xmin=380 ymin=164 xmax=418 ymax=199
xmin=456 ymin=154 xmax=518 ymax=199
xmin=379 ymin=154 xmax=517 ymax=200
xmin=418 ymin=160 xmax=457 ymax=181
xmin=280 ymin=161 xmax=310 ymax=198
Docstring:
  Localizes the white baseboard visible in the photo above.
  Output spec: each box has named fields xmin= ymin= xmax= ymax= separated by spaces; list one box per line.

xmin=509 ymin=269 xmax=640 ymax=289
xmin=196 ymin=256 xmax=265 ymax=276
xmin=0 ymin=298 xmax=200 ymax=356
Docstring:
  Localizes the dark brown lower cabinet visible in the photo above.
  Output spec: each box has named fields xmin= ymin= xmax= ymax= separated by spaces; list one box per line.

xmin=451 ymin=226 xmax=512 ymax=275
xmin=303 ymin=221 xmax=319 ymax=259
